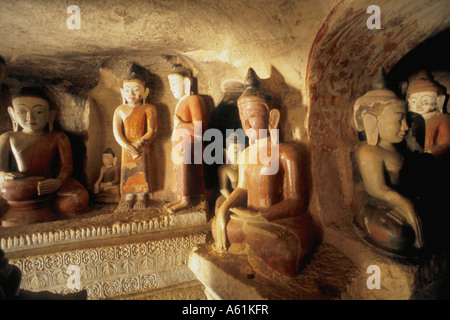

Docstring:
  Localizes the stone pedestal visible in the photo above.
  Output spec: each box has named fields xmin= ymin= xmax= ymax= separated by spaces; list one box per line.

xmin=189 ymin=221 xmax=450 ymax=300
xmin=0 ymin=177 xmax=58 ymax=226
xmin=1 ymin=201 xmax=210 ymax=300
xmin=324 ymin=222 xmax=450 ymax=300
xmin=1 ymin=196 xmax=56 ymax=227
xmin=188 ymin=242 xmax=359 ymax=300
xmin=96 ymin=192 xmax=120 ymax=204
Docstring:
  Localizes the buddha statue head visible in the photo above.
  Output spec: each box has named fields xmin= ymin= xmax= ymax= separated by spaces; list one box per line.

xmin=102 ymin=148 xmax=117 ymax=167
xmin=121 ymin=71 xmax=149 ymax=106
xmin=237 ymin=68 xmax=280 ymax=143
xmin=8 ymin=87 xmax=57 ymax=134
xmin=167 ymin=63 xmax=192 ymax=100
xmin=354 ymin=83 xmax=408 ymax=147
xmin=406 ymin=71 xmax=446 ymax=119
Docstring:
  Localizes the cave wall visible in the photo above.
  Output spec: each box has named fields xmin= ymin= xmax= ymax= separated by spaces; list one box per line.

xmin=0 ymin=0 xmax=338 ymax=212
xmin=1 ymin=0 xmax=449 ymax=244
xmin=306 ymin=0 xmax=450 ymax=232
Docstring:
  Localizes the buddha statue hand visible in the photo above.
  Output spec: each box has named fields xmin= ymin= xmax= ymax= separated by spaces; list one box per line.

xmin=229 ymin=207 xmax=267 ymax=223
xmin=37 ymin=178 xmax=62 ymax=196
xmin=100 ymin=181 xmax=113 ymax=187
xmin=132 ymin=138 xmax=147 ymax=151
xmin=0 ymin=171 xmax=25 ymax=183
xmin=125 ymin=144 xmax=140 ymax=159
xmin=397 ymin=201 xmax=424 ymax=249
xmin=94 ymin=181 xmax=112 ymax=193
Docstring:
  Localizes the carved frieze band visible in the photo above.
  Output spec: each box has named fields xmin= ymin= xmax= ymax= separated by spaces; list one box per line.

xmin=10 ymin=232 xmax=207 ymax=299
xmin=1 ymin=208 xmax=207 ymax=252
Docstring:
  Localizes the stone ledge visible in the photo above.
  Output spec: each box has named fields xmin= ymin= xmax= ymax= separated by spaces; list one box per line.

xmin=7 ymin=223 xmax=211 ymax=300
xmin=323 ymin=220 xmax=450 ymax=300
xmin=113 ymin=280 xmax=206 ymax=300
xmin=188 ymin=242 xmax=359 ymax=300
xmin=189 ymin=222 xmax=450 ymax=300
xmin=0 ymin=201 xmax=208 ymax=253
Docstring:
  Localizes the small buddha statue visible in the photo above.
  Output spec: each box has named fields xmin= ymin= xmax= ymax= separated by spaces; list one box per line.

xmin=211 ymin=68 xmax=314 ymax=277
xmin=406 ymin=70 xmax=450 ymax=159
xmin=214 ymin=133 xmax=245 ymax=214
xmin=353 ymin=80 xmax=424 ymax=254
xmin=165 ymin=63 xmax=209 ymax=214
xmin=93 ymin=148 xmax=120 ymax=203
xmin=113 ymin=69 xmax=157 ymax=211
xmin=219 ymin=133 xmax=245 ymax=199
xmin=0 ymin=87 xmax=89 ymax=226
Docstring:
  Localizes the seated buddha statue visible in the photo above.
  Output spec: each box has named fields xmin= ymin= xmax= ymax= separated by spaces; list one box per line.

xmin=353 ymin=80 xmax=425 ymax=254
xmin=212 ymin=68 xmax=314 ymax=277
xmin=93 ymin=148 xmax=120 ymax=203
xmin=0 ymin=87 xmax=89 ymax=226
xmin=214 ymin=133 xmax=245 ymax=214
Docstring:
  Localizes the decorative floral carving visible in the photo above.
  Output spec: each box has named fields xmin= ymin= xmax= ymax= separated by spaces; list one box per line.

xmin=45 ymin=254 xmax=62 ymax=269
xmin=176 ymin=236 xmax=190 ymax=250
xmin=24 ymin=257 xmax=44 ymax=272
xmin=141 ymin=274 xmax=157 ymax=290
xmin=122 ymin=277 xmax=139 ymax=293
xmin=99 ymin=248 xmax=115 ymax=261
xmin=82 ymin=250 xmax=99 ymax=264
xmin=63 ymin=252 xmax=81 ymax=266
xmin=10 ymin=232 xmax=208 ymax=299
xmin=103 ymin=279 xmax=121 ymax=297
xmin=116 ymin=245 xmax=131 ymax=259
xmin=86 ymin=283 xmax=102 ymax=300
xmin=131 ymin=243 xmax=147 ymax=257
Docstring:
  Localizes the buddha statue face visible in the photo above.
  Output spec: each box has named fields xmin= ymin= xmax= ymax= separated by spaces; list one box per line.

xmin=9 ymin=96 xmax=53 ymax=134
xmin=377 ymin=102 xmax=408 ymax=145
xmin=354 ymin=87 xmax=408 ymax=147
xmin=406 ymin=71 xmax=446 ymax=118
xmin=121 ymin=80 xmax=148 ymax=106
xmin=239 ymin=102 xmax=273 ymax=142
xmin=102 ymin=153 xmax=114 ymax=166
xmin=407 ymin=91 xmax=439 ymax=116
xmin=168 ymin=74 xmax=190 ymax=100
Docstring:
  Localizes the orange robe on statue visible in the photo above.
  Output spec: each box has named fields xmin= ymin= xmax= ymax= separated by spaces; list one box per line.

xmin=425 ymin=113 xmax=450 ymax=157
xmin=120 ymin=104 xmax=157 ymax=195
xmin=7 ymin=131 xmax=88 ymax=214
xmin=172 ymin=94 xmax=209 ymax=197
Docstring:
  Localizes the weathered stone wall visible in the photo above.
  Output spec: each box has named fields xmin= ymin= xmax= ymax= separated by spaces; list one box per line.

xmin=0 ymin=0 xmax=337 ymax=208
xmin=1 ymin=0 xmax=450 ymax=299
